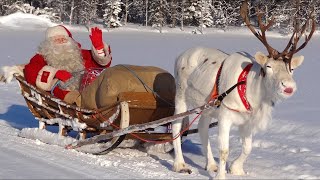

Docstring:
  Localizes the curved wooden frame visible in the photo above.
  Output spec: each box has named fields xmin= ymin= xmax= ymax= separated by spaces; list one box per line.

xmin=14 ymin=74 xmax=174 ymax=154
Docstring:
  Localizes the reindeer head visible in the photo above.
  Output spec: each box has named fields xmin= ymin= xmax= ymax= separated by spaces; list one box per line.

xmin=241 ymin=0 xmax=315 ymax=102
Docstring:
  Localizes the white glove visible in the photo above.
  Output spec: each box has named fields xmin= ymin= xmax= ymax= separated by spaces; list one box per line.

xmin=0 ymin=65 xmax=25 ymax=83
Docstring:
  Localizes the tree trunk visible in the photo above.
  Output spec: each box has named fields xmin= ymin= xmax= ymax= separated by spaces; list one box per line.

xmin=181 ymin=0 xmax=185 ymax=31
xmin=125 ymin=0 xmax=128 ymax=25
xmin=200 ymin=0 xmax=204 ymax=34
xmin=171 ymin=0 xmax=177 ymax=28
xmin=145 ymin=0 xmax=148 ymax=26
xmin=69 ymin=0 xmax=75 ymax=25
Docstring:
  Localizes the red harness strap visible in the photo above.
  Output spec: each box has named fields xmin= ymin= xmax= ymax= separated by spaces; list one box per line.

xmin=209 ymin=63 xmax=253 ymax=112
xmin=210 ymin=62 xmax=224 ymax=100
xmin=237 ymin=63 xmax=253 ymax=111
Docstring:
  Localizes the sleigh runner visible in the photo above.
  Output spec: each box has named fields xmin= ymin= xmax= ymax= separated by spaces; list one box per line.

xmin=14 ymin=73 xmax=218 ymax=154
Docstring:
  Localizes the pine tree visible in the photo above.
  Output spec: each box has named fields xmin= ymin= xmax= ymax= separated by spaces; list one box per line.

xmin=167 ymin=0 xmax=178 ymax=28
xmin=149 ymin=0 xmax=168 ymax=32
xmin=78 ymin=0 xmax=98 ymax=25
xmin=128 ymin=0 xmax=144 ymax=25
xmin=212 ymin=0 xmax=241 ymax=28
xmin=103 ymin=0 xmax=122 ymax=28
xmin=184 ymin=0 xmax=213 ymax=33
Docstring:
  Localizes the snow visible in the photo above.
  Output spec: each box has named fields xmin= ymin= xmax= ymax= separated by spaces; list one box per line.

xmin=0 ymin=12 xmax=57 ymax=29
xmin=0 ymin=13 xmax=320 ymax=179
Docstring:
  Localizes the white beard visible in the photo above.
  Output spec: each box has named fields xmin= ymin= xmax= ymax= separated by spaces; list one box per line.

xmin=38 ymin=37 xmax=84 ymax=91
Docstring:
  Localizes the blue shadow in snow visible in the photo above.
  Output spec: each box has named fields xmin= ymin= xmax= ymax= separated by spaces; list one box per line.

xmin=0 ymin=104 xmax=38 ymax=129
xmin=150 ymin=139 xmax=213 ymax=178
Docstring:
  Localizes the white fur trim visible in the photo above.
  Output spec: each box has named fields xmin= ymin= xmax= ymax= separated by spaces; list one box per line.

xmin=96 ymin=49 xmax=105 ymax=56
xmin=0 ymin=65 xmax=25 ymax=83
xmin=46 ymin=26 xmax=69 ymax=39
xmin=91 ymin=43 xmax=112 ymax=66
xmin=36 ymin=66 xmax=58 ymax=91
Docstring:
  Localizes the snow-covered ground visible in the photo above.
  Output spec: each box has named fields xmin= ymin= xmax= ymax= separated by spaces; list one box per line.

xmin=0 ymin=13 xmax=319 ymax=179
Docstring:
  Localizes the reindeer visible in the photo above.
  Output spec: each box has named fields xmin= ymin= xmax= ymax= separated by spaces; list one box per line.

xmin=171 ymin=1 xmax=315 ymax=179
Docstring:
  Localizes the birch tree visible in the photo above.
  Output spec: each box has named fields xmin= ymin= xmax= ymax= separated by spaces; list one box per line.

xmin=122 ymin=0 xmax=134 ymax=25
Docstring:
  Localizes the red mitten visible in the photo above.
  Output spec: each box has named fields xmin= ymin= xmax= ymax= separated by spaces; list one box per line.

xmin=55 ymin=70 xmax=72 ymax=82
xmin=89 ymin=27 xmax=104 ymax=50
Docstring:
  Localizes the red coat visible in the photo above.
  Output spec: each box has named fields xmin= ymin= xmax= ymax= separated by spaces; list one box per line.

xmin=24 ymin=48 xmax=111 ymax=100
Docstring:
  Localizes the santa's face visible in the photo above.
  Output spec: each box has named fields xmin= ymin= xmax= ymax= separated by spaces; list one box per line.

xmin=51 ymin=35 xmax=69 ymax=45
xmin=48 ymin=35 xmax=76 ymax=54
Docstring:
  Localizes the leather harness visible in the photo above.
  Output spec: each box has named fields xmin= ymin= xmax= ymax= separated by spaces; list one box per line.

xmin=209 ymin=62 xmax=253 ymax=112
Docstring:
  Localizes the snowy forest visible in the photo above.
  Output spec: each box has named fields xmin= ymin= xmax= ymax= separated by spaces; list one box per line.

xmin=0 ymin=0 xmax=318 ymax=33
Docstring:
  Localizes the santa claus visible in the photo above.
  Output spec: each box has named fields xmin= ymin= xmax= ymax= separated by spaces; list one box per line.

xmin=23 ymin=25 xmax=112 ymax=105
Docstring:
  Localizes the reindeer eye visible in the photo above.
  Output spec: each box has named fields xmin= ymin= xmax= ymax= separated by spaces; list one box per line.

xmin=266 ymin=65 xmax=272 ymax=68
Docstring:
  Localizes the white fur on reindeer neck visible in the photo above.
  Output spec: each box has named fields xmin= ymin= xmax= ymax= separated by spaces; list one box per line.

xmin=218 ymin=52 xmax=254 ymax=113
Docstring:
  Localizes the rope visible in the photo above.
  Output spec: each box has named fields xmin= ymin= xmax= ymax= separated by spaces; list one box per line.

xmin=94 ymin=110 xmax=204 ymax=144
xmin=119 ymin=64 xmax=175 ymax=107
xmin=92 ymin=80 xmax=246 ymax=144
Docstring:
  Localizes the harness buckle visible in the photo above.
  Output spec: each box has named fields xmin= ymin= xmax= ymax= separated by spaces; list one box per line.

xmin=214 ymin=99 xmax=221 ymax=107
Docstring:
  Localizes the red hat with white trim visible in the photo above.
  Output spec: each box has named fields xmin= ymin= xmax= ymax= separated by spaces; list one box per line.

xmin=45 ymin=25 xmax=72 ymax=39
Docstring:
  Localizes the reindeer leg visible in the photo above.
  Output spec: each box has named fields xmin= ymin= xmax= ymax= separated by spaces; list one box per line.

xmin=172 ymin=100 xmax=191 ymax=174
xmin=198 ymin=113 xmax=218 ymax=172
xmin=230 ymin=125 xmax=252 ymax=176
xmin=216 ymin=117 xmax=232 ymax=179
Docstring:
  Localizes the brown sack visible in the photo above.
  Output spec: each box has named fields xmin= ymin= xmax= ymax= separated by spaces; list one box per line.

xmin=80 ymin=64 xmax=176 ymax=109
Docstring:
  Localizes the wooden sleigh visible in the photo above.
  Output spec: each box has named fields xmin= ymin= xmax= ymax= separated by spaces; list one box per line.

xmin=14 ymin=74 xmax=218 ymax=154
xmin=14 ymin=74 xmax=178 ymax=154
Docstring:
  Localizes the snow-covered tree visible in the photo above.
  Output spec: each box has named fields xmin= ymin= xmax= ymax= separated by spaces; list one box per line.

xmin=149 ymin=0 xmax=168 ymax=32
xmin=4 ymin=1 xmax=35 ymax=14
xmin=77 ymin=0 xmax=98 ymax=25
xmin=197 ymin=0 xmax=213 ymax=31
xmin=34 ymin=6 xmax=61 ymax=23
xmin=103 ymin=0 xmax=122 ymax=28
xmin=1 ymin=1 xmax=61 ymax=23
xmin=167 ymin=0 xmax=178 ymax=28
xmin=66 ymin=0 xmax=79 ymax=25
xmin=0 ymin=0 xmax=319 ymax=29
xmin=183 ymin=0 xmax=213 ymax=33
xmin=127 ymin=0 xmax=145 ymax=25
xmin=212 ymin=0 xmax=241 ymax=28
xmin=0 ymin=0 xmax=19 ymax=15
xmin=177 ymin=0 xmax=187 ymax=30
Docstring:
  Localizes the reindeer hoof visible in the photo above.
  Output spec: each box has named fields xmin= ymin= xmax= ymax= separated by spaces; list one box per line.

xmin=173 ymin=162 xmax=192 ymax=174
xmin=215 ymin=173 xmax=226 ymax=179
xmin=205 ymin=163 xmax=218 ymax=172
xmin=230 ymin=167 xmax=245 ymax=176
xmin=179 ymin=168 xmax=192 ymax=174
xmin=230 ymin=162 xmax=246 ymax=175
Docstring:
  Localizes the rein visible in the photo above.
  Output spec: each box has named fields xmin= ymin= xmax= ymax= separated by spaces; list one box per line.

xmin=92 ymin=79 xmax=245 ymax=144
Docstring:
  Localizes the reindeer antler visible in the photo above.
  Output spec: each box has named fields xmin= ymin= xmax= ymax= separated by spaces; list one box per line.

xmin=277 ymin=8 xmax=316 ymax=63
xmin=241 ymin=0 xmax=316 ymax=68
xmin=240 ymin=0 xmax=279 ymax=58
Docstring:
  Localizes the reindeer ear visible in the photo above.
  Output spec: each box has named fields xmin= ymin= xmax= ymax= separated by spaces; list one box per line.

xmin=255 ymin=52 xmax=268 ymax=66
xmin=291 ymin=55 xmax=304 ymax=69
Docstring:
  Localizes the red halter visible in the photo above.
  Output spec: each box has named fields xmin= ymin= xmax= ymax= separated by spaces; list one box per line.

xmin=210 ymin=63 xmax=253 ymax=112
